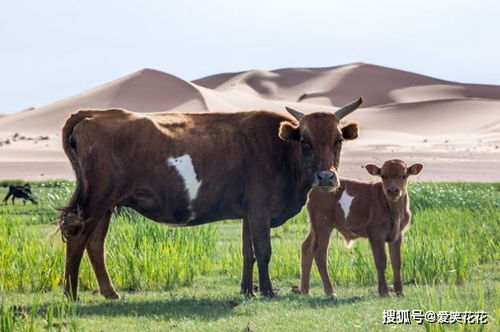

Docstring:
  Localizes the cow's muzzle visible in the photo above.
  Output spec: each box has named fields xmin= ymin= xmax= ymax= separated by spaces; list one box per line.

xmin=386 ymin=187 xmax=402 ymax=201
xmin=314 ymin=170 xmax=339 ymax=191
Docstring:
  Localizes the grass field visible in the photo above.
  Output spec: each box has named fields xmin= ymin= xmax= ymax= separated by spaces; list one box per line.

xmin=0 ymin=181 xmax=498 ymax=331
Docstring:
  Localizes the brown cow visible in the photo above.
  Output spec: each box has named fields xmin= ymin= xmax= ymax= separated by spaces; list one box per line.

xmin=59 ymin=98 xmax=362 ymax=299
xmin=298 ymin=159 xmax=423 ymax=297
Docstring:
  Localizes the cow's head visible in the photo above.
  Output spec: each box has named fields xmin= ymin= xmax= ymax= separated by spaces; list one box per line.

xmin=279 ymin=97 xmax=362 ymax=191
xmin=365 ymin=159 xmax=423 ymax=202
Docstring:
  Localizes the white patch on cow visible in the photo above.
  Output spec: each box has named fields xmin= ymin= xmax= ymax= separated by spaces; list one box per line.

xmin=338 ymin=189 xmax=354 ymax=219
xmin=167 ymin=154 xmax=201 ymax=202
xmin=167 ymin=154 xmax=201 ymax=221
xmin=345 ymin=239 xmax=355 ymax=249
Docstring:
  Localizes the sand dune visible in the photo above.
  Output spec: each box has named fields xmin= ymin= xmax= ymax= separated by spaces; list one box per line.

xmin=195 ymin=63 xmax=500 ymax=107
xmin=0 ymin=63 xmax=499 ymax=181
xmin=0 ymin=69 xmax=207 ymax=135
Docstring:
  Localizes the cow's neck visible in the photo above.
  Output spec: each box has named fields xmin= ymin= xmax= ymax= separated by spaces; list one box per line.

xmin=385 ymin=195 xmax=406 ymax=216
xmin=293 ymin=150 xmax=315 ymax=197
xmin=383 ymin=192 xmax=408 ymax=241
xmin=287 ymin=146 xmax=315 ymax=207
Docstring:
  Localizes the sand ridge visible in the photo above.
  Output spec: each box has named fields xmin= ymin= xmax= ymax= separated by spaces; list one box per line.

xmin=0 ymin=63 xmax=499 ymax=181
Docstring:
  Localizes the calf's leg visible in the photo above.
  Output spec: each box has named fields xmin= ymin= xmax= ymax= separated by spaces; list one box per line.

xmin=389 ymin=236 xmax=403 ymax=296
xmin=86 ymin=210 xmax=120 ymax=299
xmin=299 ymin=232 xmax=314 ymax=294
xmin=240 ymin=218 xmax=256 ymax=296
xmin=312 ymin=226 xmax=335 ymax=296
xmin=369 ymin=235 xmax=389 ymax=297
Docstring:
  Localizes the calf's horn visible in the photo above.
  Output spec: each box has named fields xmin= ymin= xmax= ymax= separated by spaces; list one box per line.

xmin=285 ymin=106 xmax=304 ymax=121
xmin=334 ymin=97 xmax=363 ymax=120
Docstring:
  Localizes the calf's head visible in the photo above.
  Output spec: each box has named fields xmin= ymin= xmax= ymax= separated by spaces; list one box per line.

xmin=365 ymin=159 xmax=423 ymax=202
xmin=279 ymin=97 xmax=362 ymax=191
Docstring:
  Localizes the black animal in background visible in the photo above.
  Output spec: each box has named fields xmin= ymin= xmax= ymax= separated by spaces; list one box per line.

xmin=2 ymin=184 xmax=37 ymax=205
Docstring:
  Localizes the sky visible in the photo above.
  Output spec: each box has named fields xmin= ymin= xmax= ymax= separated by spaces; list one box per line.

xmin=1 ymin=0 xmax=499 ymax=113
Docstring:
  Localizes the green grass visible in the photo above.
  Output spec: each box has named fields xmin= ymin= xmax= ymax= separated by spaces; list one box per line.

xmin=0 ymin=181 xmax=499 ymax=331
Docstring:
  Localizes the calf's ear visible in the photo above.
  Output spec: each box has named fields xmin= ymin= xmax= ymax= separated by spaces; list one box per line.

xmin=279 ymin=121 xmax=300 ymax=142
xmin=407 ymin=163 xmax=423 ymax=176
xmin=341 ymin=122 xmax=359 ymax=140
xmin=364 ymin=163 xmax=381 ymax=176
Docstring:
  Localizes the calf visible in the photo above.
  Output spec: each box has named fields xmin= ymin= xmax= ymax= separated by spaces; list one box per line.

xmin=2 ymin=184 xmax=37 ymax=205
xmin=298 ymin=159 xmax=423 ymax=297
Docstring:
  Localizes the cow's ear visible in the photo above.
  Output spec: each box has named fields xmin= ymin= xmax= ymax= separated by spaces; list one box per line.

xmin=279 ymin=121 xmax=300 ymax=142
xmin=341 ymin=122 xmax=359 ymax=140
xmin=364 ymin=163 xmax=381 ymax=176
xmin=407 ymin=163 xmax=423 ymax=176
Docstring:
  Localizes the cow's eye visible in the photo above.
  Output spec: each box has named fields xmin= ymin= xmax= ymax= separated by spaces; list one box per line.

xmin=381 ymin=175 xmax=387 ymax=179
xmin=335 ymin=139 xmax=343 ymax=147
xmin=402 ymin=175 xmax=407 ymax=179
xmin=300 ymin=139 xmax=311 ymax=150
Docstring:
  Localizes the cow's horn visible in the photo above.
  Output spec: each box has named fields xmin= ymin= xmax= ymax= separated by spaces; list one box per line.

xmin=334 ymin=97 xmax=363 ymax=120
xmin=285 ymin=106 xmax=304 ymax=121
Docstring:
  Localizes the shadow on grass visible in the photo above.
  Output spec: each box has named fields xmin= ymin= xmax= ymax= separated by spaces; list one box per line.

xmin=76 ymin=294 xmax=367 ymax=319
xmin=77 ymin=297 xmax=239 ymax=320
xmin=283 ymin=293 xmax=367 ymax=308
xmin=6 ymin=293 xmax=368 ymax=322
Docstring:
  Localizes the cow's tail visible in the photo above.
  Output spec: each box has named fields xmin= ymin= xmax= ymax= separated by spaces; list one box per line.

xmin=59 ymin=110 xmax=95 ymax=241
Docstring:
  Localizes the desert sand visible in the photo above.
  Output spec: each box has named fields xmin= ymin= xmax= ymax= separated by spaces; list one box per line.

xmin=0 ymin=63 xmax=499 ymax=181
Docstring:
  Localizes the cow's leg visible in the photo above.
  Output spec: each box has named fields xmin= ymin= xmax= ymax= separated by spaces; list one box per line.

xmin=240 ymin=218 xmax=256 ymax=296
xmin=64 ymin=231 xmax=91 ymax=300
xmin=313 ymin=226 xmax=335 ymax=297
xmin=86 ymin=210 xmax=119 ymax=299
xmin=2 ymin=192 xmax=10 ymax=204
xmin=11 ymin=196 xmax=15 ymax=204
xmin=299 ymin=231 xmax=314 ymax=295
xmin=63 ymin=194 xmax=113 ymax=300
xmin=389 ymin=236 xmax=403 ymax=296
xmin=248 ymin=210 xmax=273 ymax=297
xmin=369 ymin=235 xmax=388 ymax=297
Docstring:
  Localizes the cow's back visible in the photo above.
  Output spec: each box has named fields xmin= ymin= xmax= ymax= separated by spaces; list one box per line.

xmin=68 ymin=108 xmax=300 ymax=226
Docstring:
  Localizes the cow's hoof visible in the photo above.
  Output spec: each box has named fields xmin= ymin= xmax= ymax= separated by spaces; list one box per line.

xmin=291 ymin=285 xmax=308 ymax=295
xmin=325 ymin=292 xmax=337 ymax=299
xmin=291 ymin=285 xmax=302 ymax=294
xmin=63 ymin=290 xmax=79 ymax=302
xmin=396 ymin=292 xmax=404 ymax=297
xmin=240 ymin=288 xmax=256 ymax=298
xmin=102 ymin=290 xmax=121 ymax=299
xmin=260 ymin=289 xmax=276 ymax=298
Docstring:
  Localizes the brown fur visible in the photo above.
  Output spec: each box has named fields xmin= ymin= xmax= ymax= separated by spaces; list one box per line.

xmin=60 ymin=107 xmax=359 ymax=299
xmin=298 ymin=159 xmax=423 ymax=297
